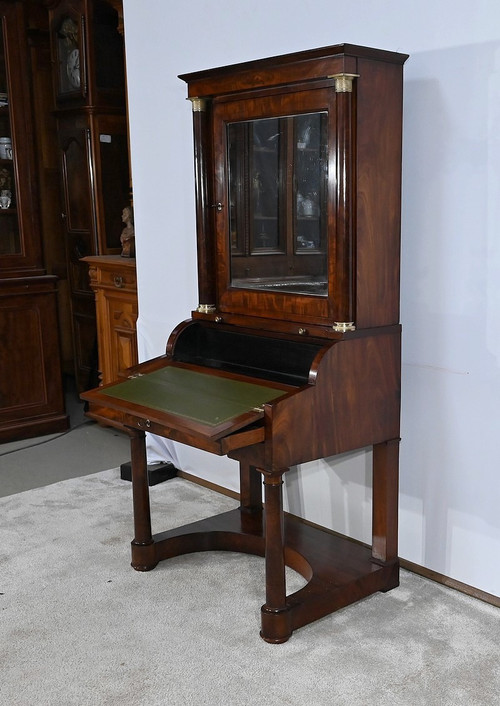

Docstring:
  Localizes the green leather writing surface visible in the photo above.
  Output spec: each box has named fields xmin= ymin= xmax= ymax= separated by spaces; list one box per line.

xmin=101 ymin=366 xmax=285 ymax=427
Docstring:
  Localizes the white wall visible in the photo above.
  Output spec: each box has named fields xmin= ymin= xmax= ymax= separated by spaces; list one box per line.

xmin=122 ymin=0 xmax=500 ymax=598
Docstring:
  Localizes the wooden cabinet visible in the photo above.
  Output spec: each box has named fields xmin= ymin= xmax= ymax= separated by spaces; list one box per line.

xmin=83 ymin=255 xmax=137 ymax=385
xmin=48 ymin=0 xmax=130 ymax=392
xmin=56 ymin=111 xmax=130 ymax=391
xmin=83 ymin=44 xmax=408 ymax=643
xmin=0 ymin=276 xmax=68 ymax=441
xmin=0 ymin=1 xmax=67 ymax=442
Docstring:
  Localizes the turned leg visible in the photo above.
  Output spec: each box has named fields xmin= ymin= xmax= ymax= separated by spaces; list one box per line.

xmin=260 ymin=470 xmax=292 ymax=643
xmin=372 ymin=439 xmax=399 ymax=564
xmin=130 ymin=430 xmax=157 ymax=571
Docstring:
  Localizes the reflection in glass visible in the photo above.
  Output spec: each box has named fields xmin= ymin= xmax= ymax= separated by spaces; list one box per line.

xmin=99 ymin=133 xmax=131 ymax=250
xmin=227 ymin=112 xmax=328 ymax=297
xmin=0 ymin=29 xmax=20 ymax=256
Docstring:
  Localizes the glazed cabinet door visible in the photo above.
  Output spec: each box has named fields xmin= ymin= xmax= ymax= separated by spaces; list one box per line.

xmin=57 ymin=111 xmax=131 ymax=391
xmin=57 ymin=116 xmax=98 ymax=391
xmin=211 ymin=83 xmax=356 ymax=328
xmin=0 ymin=1 xmax=43 ymax=277
xmin=227 ymin=112 xmax=328 ymax=289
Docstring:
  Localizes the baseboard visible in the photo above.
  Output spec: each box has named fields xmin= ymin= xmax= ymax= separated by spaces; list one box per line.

xmin=399 ymin=558 xmax=500 ymax=608
xmin=177 ymin=470 xmax=240 ymax=500
xmin=177 ymin=470 xmax=500 ymax=609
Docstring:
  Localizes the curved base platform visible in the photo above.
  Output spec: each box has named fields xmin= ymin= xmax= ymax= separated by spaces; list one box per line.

xmin=131 ymin=507 xmax=399 ymax=643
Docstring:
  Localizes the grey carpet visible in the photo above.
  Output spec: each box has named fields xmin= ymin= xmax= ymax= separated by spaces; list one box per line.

xmin=1 ymin=470 xmax=498 ymax=706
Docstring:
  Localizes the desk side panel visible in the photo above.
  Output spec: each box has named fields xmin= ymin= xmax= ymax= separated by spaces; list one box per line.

xmin=268 ymin=331 xmax=401 ymax=469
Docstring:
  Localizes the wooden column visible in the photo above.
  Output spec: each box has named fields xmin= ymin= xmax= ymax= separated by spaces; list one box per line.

xmin=372 ymin=439 xmax=400 ymax=564
xmin=189 ymin=97 xmax=216 ymax=313
xmin=130 ymin=430 xmax=157 ymax=571
xmin=331 ymin=73 xmax=358 ymax=333
xmin=239 ymin=459 xmax=262 ymax=512
xmin=260 ymin=471 xmax=291 ymax=643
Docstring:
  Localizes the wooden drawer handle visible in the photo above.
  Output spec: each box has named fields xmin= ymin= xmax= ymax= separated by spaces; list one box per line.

xmin=114 ymin=276 xmax=124 ymax=288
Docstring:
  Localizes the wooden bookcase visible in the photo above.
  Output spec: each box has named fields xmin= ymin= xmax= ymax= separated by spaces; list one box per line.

xmin=0 ymin=1 xmax=67 ymax=442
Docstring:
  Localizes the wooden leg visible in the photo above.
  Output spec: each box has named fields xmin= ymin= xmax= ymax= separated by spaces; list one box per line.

xmin=260 ymin=471 xmax=292 ymax=643
xmin=239 ymin=458 xmax=264 ymax=535
xmin=372 ymin=439 xmax=400 ymax=564
xmin=130 ymin=430 xmax=157 ymax=571
xmin=239 ymin=459 xmax=262 ymax=512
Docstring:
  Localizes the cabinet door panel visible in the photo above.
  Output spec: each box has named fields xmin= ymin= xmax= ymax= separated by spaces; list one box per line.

xmin=98 ymin=130 xmax=130 ymax=251
xmin=0 ymin=302 xmax=45 ymax=409
xmin=0 ymin=1 xmax=43 ymax=275
xmin=214 ymin=88 xmax=333 ymax=323
xmin=61 ymin=130 xmax=93 ymax=233
xmin=0 ymin=279 xmax=68 ymax=440
xmin=107 ymin=295 xmax=138 ymax=382
xmin=58 ymin=120 xmax=96 ymax=391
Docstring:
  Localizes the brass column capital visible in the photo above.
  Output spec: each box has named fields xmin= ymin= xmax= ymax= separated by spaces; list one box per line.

xmin=188 ymin=97 xmax=207 ymax=112
xmin=196 ymin=304 xmax=216 ymax=314
xmin=329 ymin=73 xmax=359 ymax=93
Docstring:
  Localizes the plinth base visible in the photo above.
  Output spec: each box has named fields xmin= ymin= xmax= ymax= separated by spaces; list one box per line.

xmin=131 ymin=507 xmax=399 ymax=642
xmin=120 ymin=461 xmax=177 ymax=486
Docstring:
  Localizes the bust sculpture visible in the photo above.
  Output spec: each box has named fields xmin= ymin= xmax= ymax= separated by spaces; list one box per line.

xmin=120 ymin=205 xmax=135 ymax=258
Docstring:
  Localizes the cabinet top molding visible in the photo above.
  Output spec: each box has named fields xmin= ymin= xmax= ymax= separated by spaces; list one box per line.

xmin=179 ymin=43 xmax=409 ymax=97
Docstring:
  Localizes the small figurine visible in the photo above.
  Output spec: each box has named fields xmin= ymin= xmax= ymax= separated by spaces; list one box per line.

xmin=120 ymin=205 xmax=135 ymax=258
xmin=59 ymin=17 xmax=79 ymax=47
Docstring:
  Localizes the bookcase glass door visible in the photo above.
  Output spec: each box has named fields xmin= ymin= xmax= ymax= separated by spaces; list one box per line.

xmin=227 ymin=111 xmax=328 ymax=296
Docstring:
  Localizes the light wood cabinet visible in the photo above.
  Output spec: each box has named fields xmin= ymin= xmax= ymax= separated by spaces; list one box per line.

xmin=83 ymin=255 xmax=137 ymax=385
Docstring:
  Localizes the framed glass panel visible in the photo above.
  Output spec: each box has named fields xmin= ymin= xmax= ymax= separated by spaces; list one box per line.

xmin=227 ymin=111 xmax=328 ymax=297
xmin=294 ymin=113 xmax=326 ymax=252
xmin=99 ymin=132 xmax=130 ymax=250
xmin=0 ymin=27 xmax=20 ymax=256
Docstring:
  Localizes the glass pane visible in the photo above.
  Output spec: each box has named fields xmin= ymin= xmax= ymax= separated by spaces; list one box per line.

xmin=295 ymin=114 xmax=324 ymax=251
xmin=227 ymin=112 xmax=328 ymax=297
xmin=0 ymin=26 xmax=20 ymax=255
xmin=99 ymin=132 xmax=130 ymax=250
xmin=228 ymin=119 xmax=282 ymax=257
xmin=250 ymin=118 xmax=281 ymax=252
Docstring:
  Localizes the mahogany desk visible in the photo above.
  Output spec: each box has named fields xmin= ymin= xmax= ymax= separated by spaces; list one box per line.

xmin=83 ymin=42 xmax=406 ymax=642
xmin=82 ymin=320 xmax=400 ymax=643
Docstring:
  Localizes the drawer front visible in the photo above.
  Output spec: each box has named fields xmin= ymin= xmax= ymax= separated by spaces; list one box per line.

xmin=99 ymin=267 xmax=137 ymax=291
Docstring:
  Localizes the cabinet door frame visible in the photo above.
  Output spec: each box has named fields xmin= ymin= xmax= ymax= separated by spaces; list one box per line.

xmin=0 ymin=2 xmax=44 ymax=276
xmin=211 ymin=83 xmax=355 ymax=327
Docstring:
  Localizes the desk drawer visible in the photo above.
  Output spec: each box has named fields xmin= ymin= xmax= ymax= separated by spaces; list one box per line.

xmin=99 ymin=267 xmax=136 ymax=291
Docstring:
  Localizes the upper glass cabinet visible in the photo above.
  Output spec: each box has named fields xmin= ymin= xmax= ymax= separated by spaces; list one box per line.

xmin=227 ymin=112 xmax=328 ymax=296
xmin=180 ymin=44 xmax=408 ymax=334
